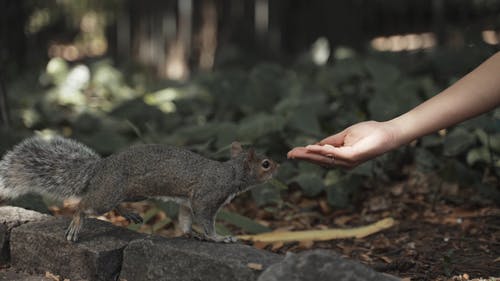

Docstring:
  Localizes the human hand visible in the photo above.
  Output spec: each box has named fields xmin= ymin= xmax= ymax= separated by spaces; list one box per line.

xmin=287 ymin=121 xmax=401 ymax=168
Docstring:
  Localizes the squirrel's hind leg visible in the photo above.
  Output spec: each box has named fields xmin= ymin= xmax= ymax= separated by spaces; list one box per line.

xmin=178 ymin=204 xmax=193 ymax=234
xmin=65 ymin=210 xmax=84 ymax=242
xmin=115 ymin=205 xmax=143 ymax=224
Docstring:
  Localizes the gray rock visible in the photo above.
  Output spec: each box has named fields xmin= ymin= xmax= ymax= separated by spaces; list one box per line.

xmin=258 ymin=250 xmax=400 ymax=281
xmin=0 ymin=268 xmax=53 ymax=281
xmin=0 ymin=206 xmax=50 ymax=230
xmin=10 ymin=217 xmax=144 ymax=281
xmin=0 ymin=206 xmax=50 ymax=264
xmin=120 ymin=237 xmax=283 ymax=281
xmin=0 ymin=224 xmax=7 ymax=264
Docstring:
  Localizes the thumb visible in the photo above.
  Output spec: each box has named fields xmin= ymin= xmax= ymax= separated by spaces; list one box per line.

xmin=319 ymin=130 xmax=347 ymax=147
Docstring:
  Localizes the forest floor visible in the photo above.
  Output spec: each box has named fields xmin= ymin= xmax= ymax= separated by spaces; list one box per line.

xmin=50 ymin=166 xmax=499 ymax=281
xmin=229 ymin=168 xmax=500 ymax=281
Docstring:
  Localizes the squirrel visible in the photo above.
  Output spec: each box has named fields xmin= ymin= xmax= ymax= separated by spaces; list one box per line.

xmin=0 ymin=136 xmax=278 ymax=242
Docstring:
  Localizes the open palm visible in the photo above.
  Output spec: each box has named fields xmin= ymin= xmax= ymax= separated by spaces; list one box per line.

xmin=287 ymin=121 xmax=400 ymax=168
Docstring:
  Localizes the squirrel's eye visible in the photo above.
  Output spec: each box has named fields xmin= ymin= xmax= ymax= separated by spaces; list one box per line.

xmin=261 ymin=159 xmax=271 ymax=170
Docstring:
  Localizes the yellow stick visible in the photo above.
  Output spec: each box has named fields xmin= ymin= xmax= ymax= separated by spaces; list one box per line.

xmin=237 ymin=217 xmax=395 ymax=242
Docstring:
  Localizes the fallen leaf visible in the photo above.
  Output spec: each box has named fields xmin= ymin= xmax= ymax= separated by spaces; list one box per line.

xmin=318 ymin=199 xmax=331 ymax=214
xmin=271 ymin=241 xmax=284 ymax=251
xmin=379 ymin=256 xmax=393 ymax=264
xmin=45 ymin=272 xmax=60 ymax=281
xmin=253 ymin=241 xmax=270 ymax=250
xmin=238 ymin=217 xmax=396 ymax=242
xmin=333 ymin=215 xmax=354 ymax=226
xmin=297 ymin=240 xmax=314 ymax=249
xmin=247 ymin=263 xmax=263 ymax=271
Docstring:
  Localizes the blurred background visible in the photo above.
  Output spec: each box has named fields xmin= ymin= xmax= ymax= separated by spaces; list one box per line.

xmin=0 ymin=1 xmax=499 ymax=278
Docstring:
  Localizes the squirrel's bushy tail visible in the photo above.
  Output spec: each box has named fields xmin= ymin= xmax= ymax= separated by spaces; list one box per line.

xmin=0 ymin=136 xmax=100 ymax=200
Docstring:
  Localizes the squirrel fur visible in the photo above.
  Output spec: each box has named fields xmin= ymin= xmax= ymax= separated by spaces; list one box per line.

xmin=0 ymin=136 xmax=278 ymax=242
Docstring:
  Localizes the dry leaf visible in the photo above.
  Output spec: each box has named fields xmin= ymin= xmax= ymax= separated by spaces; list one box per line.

xmin=333 ymin=215 xmax=353 ymax=226
xmin=271 ymin=241 xmax=284 ymax=251
xmin=247 ymin=263 xmax=263 ymax=270
xmin=297 ymin=240 xmax=314 ymax=249
xmin=238 ymin=218 xmax=396 ymax=242
xmin=45 ymin=272 xmax=60 ymax=281
xmin=318 ymin=199 xmax=331 ymax=214
xmin=379 ymin=256 xmax=393 ymax=263
xmin=253 ymin=241 xmax=270 ymax=250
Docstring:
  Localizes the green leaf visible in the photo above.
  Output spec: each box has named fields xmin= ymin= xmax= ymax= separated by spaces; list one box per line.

xmin=443 ymin=127 xmax=476 ymax=156
xmin=323 ymin=170 xmax=343 ymax=186
xmin=420 ymin=135 xmax=443 ymax=147
xmin=142 ymin=208 xmax=160 ymax=224
xmin=275 ymin=162 xmax=298 ymax=182
xmin=251 ymin=182 xmax=282 ymax=207
xmin=217 ymin=210 xmax=271 ymax=234
xmin=325 ymin=175 xmax=362 ymax=208
xmin=475 ymin=129 xmax=500 ymax=153
xmin=297 ymin=162 xmax=324 ymax=175
xmin=466 ymin=146 xmax=492 ymax=166
xmin=365 ymin=59 xmax=400 ymax=87
xmin=439 ymin=160 xmax=481 ymax=185
xmin=237 ymin=113 xmax=286 ymax=142
xmin=152 ymin=218 xmax=172 ymax=233
xmin=154 ymin=200 xmax=179 ymax=218
xmin=286 ymin=107 xmax=322 ymax=135
xmin=215 ymin=223 xmax=233 ymax=236
xmin=415 ymin=147 xmax=440 ymax=172
xmin=292 ymin=173 xmax=325 ymax=197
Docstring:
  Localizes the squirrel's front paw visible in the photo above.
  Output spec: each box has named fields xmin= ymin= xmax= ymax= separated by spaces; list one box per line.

xmin=207 ymin=235 xmax=238 ymax=243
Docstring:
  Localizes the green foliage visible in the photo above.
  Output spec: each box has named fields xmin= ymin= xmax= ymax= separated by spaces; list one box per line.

xmin=217 ymin=210 xmax=271 ymax=234
xmin=4 ymin=48 xmax=499 ymax=225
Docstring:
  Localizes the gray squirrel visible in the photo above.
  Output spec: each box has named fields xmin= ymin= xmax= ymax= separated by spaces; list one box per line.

xmin=0 ymin=136 xmax=278 ymax=242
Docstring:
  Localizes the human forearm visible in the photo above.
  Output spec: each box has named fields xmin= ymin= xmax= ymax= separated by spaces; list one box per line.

xmin=387 ymin=51 xmax=500 ymax=146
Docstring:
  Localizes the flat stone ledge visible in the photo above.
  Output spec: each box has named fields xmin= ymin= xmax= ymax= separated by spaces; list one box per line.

xmin=258 ymin=249 xmax=400 ymax=281
xmin=0 ymin=268 xmax=53 ymax=281
xmin=0 ymin=206 xmax=50 ymax=230
xmin=120 ymin=237 xmax=283 ymax=281
xmin=10 ymin=217 xmax=145 ymax=281
xmin=0 ymin=206 xmax=50 ymax=264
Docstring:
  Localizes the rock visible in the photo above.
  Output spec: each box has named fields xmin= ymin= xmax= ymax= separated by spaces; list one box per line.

xmin=119 ymin=237 xmax=283 ymax=281
xmin=0 ymin=206 xmax=50 ymax=230
xmin=0 ymin=224 xmax=7 ymax=264
xmin=0 ymin=206 xmax=50 ymax=264
xmin=10 ymin=217 xmax=144 ymax=281
xmin=258 ymin=250 xmax=400 ymax=281
xmin=0 ymin=268 xmax=53 ymax=281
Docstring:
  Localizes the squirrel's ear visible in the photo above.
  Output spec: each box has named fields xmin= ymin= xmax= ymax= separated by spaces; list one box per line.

xmin=243 ymin=148 xmax=256 ymax=171
xmin=247 ymin=148 xmax=256 ymax=161
xmin=231 ymin=141 xmax=244 ymax=158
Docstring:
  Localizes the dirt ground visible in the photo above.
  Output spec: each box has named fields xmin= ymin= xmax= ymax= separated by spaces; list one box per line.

xmin=226 ymin=168 xmax=500 ymax=280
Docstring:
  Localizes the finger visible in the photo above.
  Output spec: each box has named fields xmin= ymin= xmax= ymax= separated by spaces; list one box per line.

xmin=288 ymin=149 xmax=355 ymax=168
xmin=319 ymin=131 xmax=347 ymax=147
xmin=287 ymin=147 xmax=308 ymax=159
xmin=305 ymin=144 xmax=358 ymax=161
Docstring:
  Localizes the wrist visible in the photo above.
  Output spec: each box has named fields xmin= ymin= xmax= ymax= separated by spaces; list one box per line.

xmin=384 ymin=114 xmax=417 ymax=148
